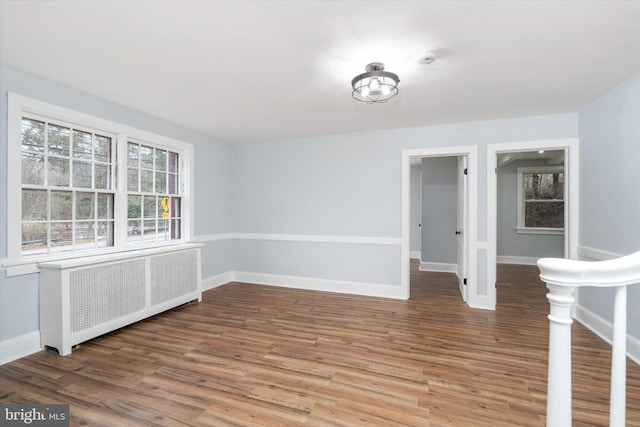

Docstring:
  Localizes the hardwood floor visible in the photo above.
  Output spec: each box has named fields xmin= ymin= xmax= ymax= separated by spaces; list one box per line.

xmin=1 ymin=261 xmax=639 ymax=426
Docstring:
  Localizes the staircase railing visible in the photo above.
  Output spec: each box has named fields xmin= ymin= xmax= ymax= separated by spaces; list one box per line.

xmin=537 ymin=250 xmax=640 ymax=427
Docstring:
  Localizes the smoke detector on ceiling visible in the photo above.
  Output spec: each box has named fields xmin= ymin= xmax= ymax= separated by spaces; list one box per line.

xmin=418 ymin=53 xmax=436 ymax=65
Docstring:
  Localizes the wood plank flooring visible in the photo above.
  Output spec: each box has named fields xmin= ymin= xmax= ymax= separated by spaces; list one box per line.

xmin=1 ymin=261 xmax=639 ymax=426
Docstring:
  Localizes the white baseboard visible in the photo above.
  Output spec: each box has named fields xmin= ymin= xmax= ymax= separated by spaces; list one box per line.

xmin=232 ymin=271 xmax=406 ymax=300
xmin=201 ymin=271 xmax=233 ymax=291
xmin=497 ymin=255 xmax=539 ymax=266
xmin=410 ymin=251 xmax=421 ymax=260
xmin=419 ymin=262 xmax=457 ymax=273
xmin=0 ymin=331 xmax=41 ymax=365
xmin=575 ymin=304 xmax=639 ymax=365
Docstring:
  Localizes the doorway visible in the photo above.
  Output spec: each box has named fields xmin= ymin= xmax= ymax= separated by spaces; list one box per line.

xmin=401 ymin=146 xmax=477 ymax=305
xmin=486 ymin=139 xmax=579 ymax=309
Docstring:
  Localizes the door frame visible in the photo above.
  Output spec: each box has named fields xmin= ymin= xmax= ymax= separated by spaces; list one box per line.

xmin=486 ymin=138 xmax=579 ymax=308
xmin=457 ymin=155 xmax=468 ymax=302
xmin=401 ymin=146 xmax=478 ymax=304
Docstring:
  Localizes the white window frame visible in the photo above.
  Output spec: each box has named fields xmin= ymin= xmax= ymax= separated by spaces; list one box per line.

xmin=516 ymin=166 xmax=565 ymax=235
xmin=3 ymin=93 xmax=195 ymax=276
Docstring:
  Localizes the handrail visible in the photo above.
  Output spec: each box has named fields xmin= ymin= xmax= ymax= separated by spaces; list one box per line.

xmin=537 ymin=250 xmax=640 ymax=427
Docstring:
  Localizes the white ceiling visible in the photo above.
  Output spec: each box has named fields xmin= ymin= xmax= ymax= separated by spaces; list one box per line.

xmin=1 ymin=1 xmax=639 ymax=144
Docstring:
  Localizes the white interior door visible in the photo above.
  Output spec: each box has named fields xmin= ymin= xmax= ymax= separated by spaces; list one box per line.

xmin=457 ymin=155 xmax=468 ymax=302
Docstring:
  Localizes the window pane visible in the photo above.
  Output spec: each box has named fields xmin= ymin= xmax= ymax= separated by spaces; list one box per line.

xmin=22 ymin=189 xmax=47 ymax=221
xmin=158 ymin=219 xmax=169 ymax=241
xmin=127 ymin=168 xmax=139 ymax=191
xmin=159 ymin=197 xmax=169 ymax=218
xmin=143 ymin=196 xmax=157 ymax=218
xmin=22 ymin=153 xmax=45 ymax=185
xmin=51 ymin=191 xmax=72 ymax=220
xmin=97 ymin=221 xmax=114 ymax=248
xmin=47 ymin=124 xmax=70 ymax=156
xmin=75 ymin=221 xmax=95 ymax=248
xmin=94 ymin=135 xmax=111 ymax=163
xmin=76 ymin=192 xmax=95 ymax=220
xmin=50 ymin=222 xmax=73 ymax=252
xmin=128 ymin=195 xmax=142 ymax=218
xmin=142 ymin=219 xmax=156 ymax=241
xmin=525 ymin=201 xmax=564 ymax=228
xmin=127 ymin=143 xmax=139 ymax=167
xmin=140 ymin=145 xmax=154 ymax=169
xmin=128 ymin=220 xmax=141 ymax=241
xmin=97 ymin=193 xmax=114 ymax=219
xmin=73 ymin=161 xmax=92 ymax=188
xmin=168 ymin=151 xmax=179 ymax=173
xmin=171 ymin=219 xmax=181 ymax=240
xmin=22 ymin=223 xmax=47 ymax=255
xmin=48 ymin=158 xmax=70 ymax=187
xmin=73 ymin=130 xmax=93 ymax=159
xmin=95 ymin=164 xmax=111 ymax=190
xmin=141 ymin=170 xmax=153 ymax=192
xmin=168 ymin=173 xmax=178 ymax=194
xmin=524 ymin=172 xmax=564 ymax=200
xmin=22 ymin=118 xmax=45 ymax=152
xmin=155 ymin=172 xmax=166 ymax=193
xmin=155 ymin=149 xmax=167 ymax=171
xmin=170 ymin=197 xmax=181 ymax=218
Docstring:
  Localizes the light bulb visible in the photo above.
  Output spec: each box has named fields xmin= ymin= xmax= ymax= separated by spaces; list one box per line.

xmin=370 ymin=78 xmax=381 ymax=91
xmin=361 ymin=86 xmax=370 ymax=98
xmin=381 ymin=85 xmax=390 ymax=96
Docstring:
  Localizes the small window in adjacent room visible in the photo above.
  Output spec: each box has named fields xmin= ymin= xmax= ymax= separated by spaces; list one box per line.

xmin=517 ymin=166 xmax=564 ymax=234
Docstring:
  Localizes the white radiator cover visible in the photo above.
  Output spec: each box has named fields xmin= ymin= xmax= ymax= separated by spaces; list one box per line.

xmin=38 ymin=244 xmax=202 ymax=355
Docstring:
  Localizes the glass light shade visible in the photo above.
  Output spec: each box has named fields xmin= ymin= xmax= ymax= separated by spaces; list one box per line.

xmin=351 ymin=62 xmax=399 ymax=104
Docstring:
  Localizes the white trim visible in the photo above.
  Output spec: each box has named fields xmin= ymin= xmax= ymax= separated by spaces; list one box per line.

xmin=194 ymin=232 xmax=401 ymax=246
xmin=577 ymin=245 xmax=622 ymax=261
xmin=575 ymin=304 xmax=639 ymax=365
xmin=487 ymin=138 xmax=579 ymax=311
xmin=0 ymin=331 xmax=42 ymax=365
xmin=419 ymin=262 xmax=457 ymax=273
xmin=497 ymin=255 xmax=539 ymax=266
xmin=194 ymin=233 xmax=235 ymax=242
xmin=410 ymin=251 xmax=421 ymax=259
xmin=201 ymin=271 xmax=233 ymax=291
xmin=232 ymin=271 xmax=406 ymax=299
xmin=516 ymin=227 xmax=564 ymax=236
xmin=402 ymin=146 xmax=478 ymax=306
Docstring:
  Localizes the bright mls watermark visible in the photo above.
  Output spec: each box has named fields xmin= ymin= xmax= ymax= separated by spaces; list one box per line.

xmin=1 ymin=405 xmax=69 ymax=426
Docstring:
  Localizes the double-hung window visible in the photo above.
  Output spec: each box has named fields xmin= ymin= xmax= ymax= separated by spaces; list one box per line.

xmin=5 ymin=94 xmax=193 ymax=275
xmin=516 ymin=166 xmax=564 ymax=234
xmin=20 ymin=117 xmax=116 ymax=256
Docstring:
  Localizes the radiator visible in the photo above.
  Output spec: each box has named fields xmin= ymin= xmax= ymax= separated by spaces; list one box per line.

xmin=38 ymin=244 xmax=202 ymax=355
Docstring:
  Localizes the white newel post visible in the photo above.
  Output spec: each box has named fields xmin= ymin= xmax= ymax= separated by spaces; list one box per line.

xmin=545 ymin=284 xmax=575 ymax=427
xmin=609 ymin=285 xmax=626 ymax=427
xmin=538 ymin=250 xmax=640 ymax=427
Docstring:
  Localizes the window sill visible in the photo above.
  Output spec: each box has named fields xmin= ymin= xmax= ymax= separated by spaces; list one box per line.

xmin=516 ymin=227 xmax=564 ymax=236
xmin=1 ymin=242 xmax=203 ymax=277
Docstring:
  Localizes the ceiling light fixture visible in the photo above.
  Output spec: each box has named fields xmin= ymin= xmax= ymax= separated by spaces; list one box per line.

xmin=351 ymin=62 xmax=400 ymax=104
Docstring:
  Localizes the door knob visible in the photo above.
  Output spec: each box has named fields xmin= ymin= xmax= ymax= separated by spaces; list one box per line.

xmin=455 ymin=230 xmax=461 ymax=235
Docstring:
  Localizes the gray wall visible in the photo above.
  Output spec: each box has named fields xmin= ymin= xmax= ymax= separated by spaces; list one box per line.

xmin=421 ymin=157 xmax=457 ymax=264
xmin=0 ymin=66 xmax=234 ymax=342
xmin=497 ymin=159 xmax=565 ymax=259
xmin=578 ymin=73 xmax=640 ymax=339
xmin=231 ymin=115 xmax=578 ymax=291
